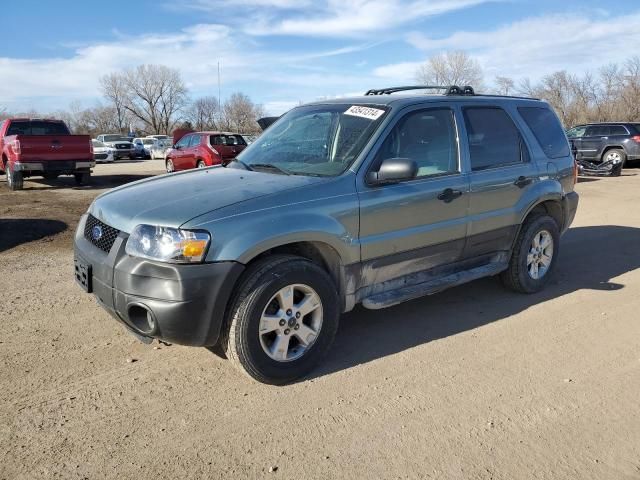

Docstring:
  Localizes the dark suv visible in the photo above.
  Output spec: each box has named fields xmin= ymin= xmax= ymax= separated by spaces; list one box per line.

xmin=567 ymin=123 xmax=640 ymax=170
xmin=74 ymin=85 xmax=578 ymax=384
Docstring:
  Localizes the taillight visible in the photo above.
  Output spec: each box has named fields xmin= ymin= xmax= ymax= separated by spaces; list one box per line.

xmin=12 ymin=139 xmax=21 ymax=155
xmin=631 ymin=135 xmax=640 ymax=143
xmin=89 ymin=140 xmax=94 ymax=155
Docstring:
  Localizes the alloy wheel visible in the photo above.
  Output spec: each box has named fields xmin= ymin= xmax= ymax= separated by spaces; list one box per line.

xmin=527 ymin=230 xmax=554 ymax=280
xmin=258 ymin=284 xmax=323 ymax=362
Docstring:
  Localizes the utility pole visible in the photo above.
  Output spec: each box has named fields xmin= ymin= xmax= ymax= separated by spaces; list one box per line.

xmin=217 ymin=61 xmax=222 ymax=112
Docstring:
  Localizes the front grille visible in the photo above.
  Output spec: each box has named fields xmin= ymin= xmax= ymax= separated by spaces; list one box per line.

xmin=116 ymin=144 xmax=130 ymax=149
xmin=84 ymin=214 xmax=120 ymax=253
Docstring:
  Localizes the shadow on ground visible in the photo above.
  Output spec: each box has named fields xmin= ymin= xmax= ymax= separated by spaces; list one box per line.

xmin=23 ymin=173 xmax=157 ymax=191
xmin=0 ymin=218 xmax=68 ymax=253
xmin=309 ymin=225 xmax=640 ymax=380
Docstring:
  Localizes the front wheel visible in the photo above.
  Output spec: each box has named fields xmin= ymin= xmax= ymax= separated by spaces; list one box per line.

xmin=501 ymin=214 xmax=560 ymax=293
xmin=603 ymin=148 xmax=626 ymax=176
xmin=166 ymin=159 xmax=175 ymax=173
xmin=223 ymin=255 xmax=340 ymax=384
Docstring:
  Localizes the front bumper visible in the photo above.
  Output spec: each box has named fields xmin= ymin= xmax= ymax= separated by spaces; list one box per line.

xmin=74 ymin=214 xmax=245 ymax=346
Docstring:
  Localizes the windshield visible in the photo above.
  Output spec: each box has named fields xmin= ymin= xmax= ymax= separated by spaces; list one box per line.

xmin=236 ymin=104 xmax=388 ymax=176
xmin=92 ymin=140 xmax=105 ymax=147
xmin=142 ymin=139 xmax=155 ymax=145
xmin=102 ymin=135 xmax=129 ymax=142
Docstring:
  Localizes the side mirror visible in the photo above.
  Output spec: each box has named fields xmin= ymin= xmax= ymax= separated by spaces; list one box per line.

xmin=367 ymin=158 xmax=418 ymax=185
xmin=174 ymin=144 xmax=181 ymax=150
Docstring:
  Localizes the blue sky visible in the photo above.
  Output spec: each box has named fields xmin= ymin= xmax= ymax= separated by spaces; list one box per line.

xmin=2 ymin=0 xmax=640 ymax=115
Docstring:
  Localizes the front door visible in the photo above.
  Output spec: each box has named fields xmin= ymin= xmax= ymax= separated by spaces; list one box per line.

xmin=460 ymin=106 xmax=540 ymax=259
xmin=357 ymin=106 xmax=470 ymax=290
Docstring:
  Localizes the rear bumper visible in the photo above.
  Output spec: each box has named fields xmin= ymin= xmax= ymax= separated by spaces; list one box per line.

xmin=73 ymin=214 xmax=245 ymax=346
xmin=13 ymin=160 xmax=94 ymax=172
xmin=562 ymin=191 xmax=579 ymax=233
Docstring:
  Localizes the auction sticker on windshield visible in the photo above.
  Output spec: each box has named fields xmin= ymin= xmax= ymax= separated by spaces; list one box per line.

xmin=344 ymin=105 xmax=385 ymax=121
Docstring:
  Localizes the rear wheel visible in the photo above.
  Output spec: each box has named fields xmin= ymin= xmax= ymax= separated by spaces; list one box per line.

xmin=222 ymin=255 xmax=340 ymax=384
xmin=196 ymin=160 xmax=206 ymax=169
xmin=501 ymin=214 xmax=560 ymax=293
xmin=74 ymin=172 xmax=90 ymax=185
xmin=6 ymin=163 xmax=23 ymax=191
xmin=166 ymin=159 xmax=175 ymax=173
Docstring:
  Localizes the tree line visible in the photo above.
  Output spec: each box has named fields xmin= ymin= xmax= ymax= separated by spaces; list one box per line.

xmin=0 ymin=64 xmax=266 ymax=136
xmin=416 ymin=51 xmax=640 ymax=127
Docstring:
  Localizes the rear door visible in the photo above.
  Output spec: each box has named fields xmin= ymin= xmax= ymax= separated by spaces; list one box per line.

xmin=581 ymin=125 xmax=610 ymax=161
xmin=212 ymin=134 xmax=247 ymax=161
xmin=461 ymin=105 xmax=539 ymax=259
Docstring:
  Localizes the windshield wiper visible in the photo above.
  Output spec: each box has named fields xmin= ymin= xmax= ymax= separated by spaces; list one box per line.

xmin=249 ymin=163 xmax=291 ymax=175
xmin=226 ymin=158 xmax=253 ymax=171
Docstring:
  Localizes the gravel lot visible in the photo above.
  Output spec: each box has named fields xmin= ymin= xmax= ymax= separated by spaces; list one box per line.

xmin=1 ymin=161 xmax=640 ymax=480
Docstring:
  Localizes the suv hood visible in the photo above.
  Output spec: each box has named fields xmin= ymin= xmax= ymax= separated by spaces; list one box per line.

xmin=89 ymin=167 xmax=324 ymax=233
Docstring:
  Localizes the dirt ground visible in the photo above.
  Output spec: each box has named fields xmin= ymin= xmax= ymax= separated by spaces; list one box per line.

xmin=1 ymin=161 xmax=640 ymax=480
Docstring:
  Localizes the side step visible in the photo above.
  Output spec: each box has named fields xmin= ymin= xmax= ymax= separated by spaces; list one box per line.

xmin=361 ymin=262 xmax=507 ymax=310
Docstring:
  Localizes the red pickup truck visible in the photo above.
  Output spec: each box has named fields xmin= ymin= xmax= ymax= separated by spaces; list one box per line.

xmin=0 ymin=118 xmax=94 ymax=191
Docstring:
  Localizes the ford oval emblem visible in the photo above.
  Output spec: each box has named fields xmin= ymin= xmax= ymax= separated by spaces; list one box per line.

xmin=92 ymin=225 xmax=103 ymax=240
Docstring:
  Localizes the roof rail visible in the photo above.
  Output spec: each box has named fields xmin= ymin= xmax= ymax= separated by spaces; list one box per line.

xmin=364 ymin=85 xmax=475 ymax=96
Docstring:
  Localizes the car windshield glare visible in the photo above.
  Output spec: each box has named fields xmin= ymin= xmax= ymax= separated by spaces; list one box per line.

xmin=236 ymin=104 xmax=388 ymax=176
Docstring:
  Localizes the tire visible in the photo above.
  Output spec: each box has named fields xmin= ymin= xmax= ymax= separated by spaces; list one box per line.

xmin=42 ymin=172 xmax=59 ymax=180
xmin=501 ymin=214 xmax=560 ymax=294
xmin=74 ymin=172 xmax=90 ymax=185
xmin=166 ymin=159 xmax=175 ymax=173
xmin=6 ymin=163 xmax=23 ymax=191
xmin=603 ymin=148 xmax=626 ymax=176
xmin=196 ymin=160 xmax=206 ymax=169
xmin=222 ymin=255 xmax=340 ymax=385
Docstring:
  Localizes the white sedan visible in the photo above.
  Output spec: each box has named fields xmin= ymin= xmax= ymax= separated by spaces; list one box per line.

xmin=92 ymin=140 xmax=115 ymax=163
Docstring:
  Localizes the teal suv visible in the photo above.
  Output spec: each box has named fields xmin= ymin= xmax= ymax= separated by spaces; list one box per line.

xmin=74 ymin=85 xmax=579 ymax=384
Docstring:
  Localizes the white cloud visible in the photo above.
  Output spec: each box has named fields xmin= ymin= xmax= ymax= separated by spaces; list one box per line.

xmin=248 ymin=0 xmax=496 ymax=37
xmin=404 ymin=11 xmax=640 ymax=81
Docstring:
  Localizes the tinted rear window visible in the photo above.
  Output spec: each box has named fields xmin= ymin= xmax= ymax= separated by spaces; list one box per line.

xmin=6 ymin=120 xmax=70 ymax=136
xmin=518 ymin=107 xmax=570 ymax=159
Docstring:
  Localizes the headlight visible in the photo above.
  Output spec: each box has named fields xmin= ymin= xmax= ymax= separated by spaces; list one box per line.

xmin=125 ymin=225 xmax=210 ymax=263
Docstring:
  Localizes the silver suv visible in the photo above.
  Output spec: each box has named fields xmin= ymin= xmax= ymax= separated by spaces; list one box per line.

xmin=74 ymin=85 xmax=579 ymax=384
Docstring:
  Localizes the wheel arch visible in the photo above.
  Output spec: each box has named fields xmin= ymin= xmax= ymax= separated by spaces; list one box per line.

xmin=601 ymin=145 xmax=626 ymax=160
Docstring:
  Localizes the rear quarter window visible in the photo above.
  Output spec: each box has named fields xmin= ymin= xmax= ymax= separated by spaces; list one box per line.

xmin=518 ymin=107 xmax=570 ymax=159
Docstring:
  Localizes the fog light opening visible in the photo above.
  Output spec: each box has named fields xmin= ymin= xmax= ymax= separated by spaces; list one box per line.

xmin=128 ymin=304 xmax=156 ymax=334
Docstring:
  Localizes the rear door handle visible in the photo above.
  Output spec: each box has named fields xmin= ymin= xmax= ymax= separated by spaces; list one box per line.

xmin=514 ymin=176 xmax=532 ymax=188
xmin=437 ymin=188 xmax=463 ymax=203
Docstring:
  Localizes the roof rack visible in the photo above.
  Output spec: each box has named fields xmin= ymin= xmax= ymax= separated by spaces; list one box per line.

xmin=364 ymin=85 xmax=475 ymax=96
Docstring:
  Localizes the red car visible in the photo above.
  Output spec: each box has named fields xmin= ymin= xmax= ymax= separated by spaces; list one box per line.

xmin=165 ymin=131 xmax=247 ymax=173
xmin=1 ymin=118 xmax=93 ymax=190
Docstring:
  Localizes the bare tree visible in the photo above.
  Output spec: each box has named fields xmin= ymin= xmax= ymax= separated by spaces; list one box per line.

xmin=220 ymin=93 xmax=265 ymax=134
xmin=100 ymin=73 xmax=129 ymax=133
xmin=416 ymin=51 xmax=484 ymax=89
xmin=495 ymin=76 xmax=515 ymax=96
xmin=187 ymin=96 xmax=220 ymax=131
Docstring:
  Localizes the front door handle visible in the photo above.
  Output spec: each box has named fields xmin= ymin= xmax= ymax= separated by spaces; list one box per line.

xmin=438 ymin=188 xmax=463 ymax=203
xmin=514 ymin=176 xmax=532 ymax=188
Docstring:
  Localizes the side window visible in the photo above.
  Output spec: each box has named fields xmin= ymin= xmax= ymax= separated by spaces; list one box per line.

xmin=189 ymin=135 xmax=201 ymax=147
xmin=374 ymin=108 xmax=459 ymax=178
xmin=586 ymin=125 xmax=610 ymax=137
xmin=518 ymin=107 xmax=570 ymax=159
xmin=176 ymin=135 xmax=191 ymax=148
xmin=566 ymin=126 xmax=586 ymax=138
xmin=211 ymin=135 xmax=223 ymax=146
xmin=463 ymin=107 xmax=523 ymax=171
xmin=610 ymin=125 xmax=628 ymax=136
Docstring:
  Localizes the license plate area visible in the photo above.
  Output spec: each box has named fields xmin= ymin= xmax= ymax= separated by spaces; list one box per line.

xmin=74 ymin=257 xmax=92 ymax=293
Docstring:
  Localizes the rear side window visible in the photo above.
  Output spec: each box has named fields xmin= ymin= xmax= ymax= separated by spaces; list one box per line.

xmin=518 ymin=107 xmax=570 ymax=159
xmin=210 ymin=134 xmax=247 ymax=146
xmin=189 ymin=135 xmax=201 ymax=147
xmin=463 ymin=107 xmax=522 ymax=171
xmin=6 ymin=120 xmax=70 ymax=136
xmin=609 ymin=125 xmax=629 ymax=136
